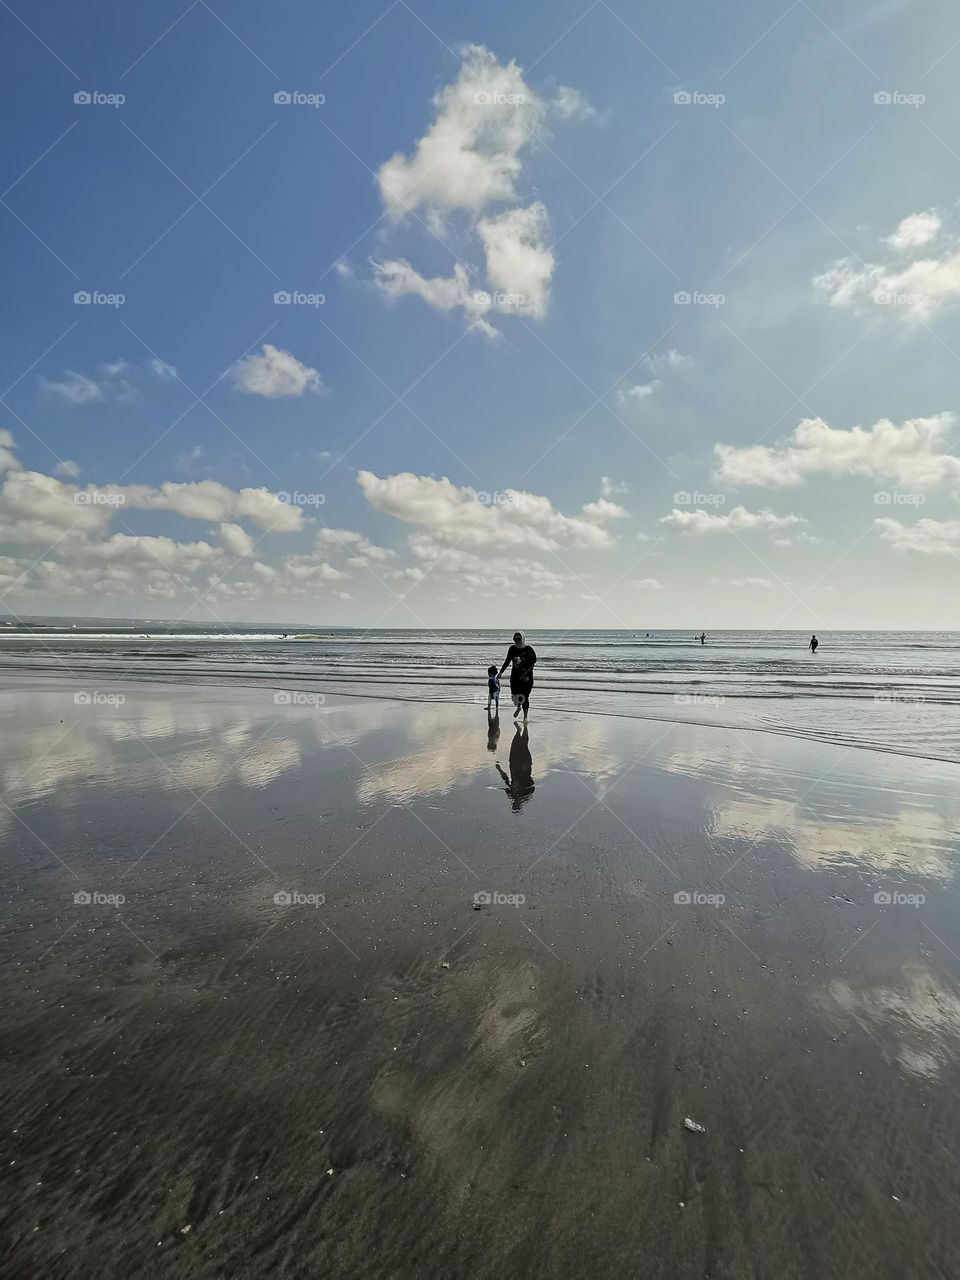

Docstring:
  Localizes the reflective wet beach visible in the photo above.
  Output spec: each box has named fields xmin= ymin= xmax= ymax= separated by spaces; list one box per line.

xmin=2 ymin=679 xmax=960 ymax=1278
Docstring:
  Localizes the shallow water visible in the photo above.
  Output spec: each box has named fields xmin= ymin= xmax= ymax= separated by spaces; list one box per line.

xmin=2 ymin=626 xmax=959 ymax=763
xmin=2 ymin=682 xmax=960 ymax=1277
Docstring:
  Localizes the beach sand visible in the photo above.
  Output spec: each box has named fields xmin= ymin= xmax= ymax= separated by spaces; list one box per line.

xmin=2 ymin=678 xmax=960 ymax=1278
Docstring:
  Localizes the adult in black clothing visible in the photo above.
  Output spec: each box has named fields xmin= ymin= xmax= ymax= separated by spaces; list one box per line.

xmin=498 ymin=630 xmax=537 ymax=721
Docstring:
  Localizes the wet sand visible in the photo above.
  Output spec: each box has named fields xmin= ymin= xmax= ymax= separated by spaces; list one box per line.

xmin=2 ymin=678 xmax=960 ymax=1278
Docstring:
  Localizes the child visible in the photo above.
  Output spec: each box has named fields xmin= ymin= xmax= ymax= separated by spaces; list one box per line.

xmin=487 ymin=665 xmax=500 ymax=709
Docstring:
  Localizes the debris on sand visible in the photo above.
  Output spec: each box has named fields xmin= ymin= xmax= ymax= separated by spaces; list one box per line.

xmin=683 ymin=1116 xmax=706 ymax=1134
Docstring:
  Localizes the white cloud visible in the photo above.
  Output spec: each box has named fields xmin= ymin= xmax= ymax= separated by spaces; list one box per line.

xmin=632 ymin=577 xmax=663 ymax=590
xmin=372 ymin=45 xmax=580 ymax=334
xmin=41 ymin=371 xmax=102 ymax=405
xmin=886 ymin=210 xmax=941 ymax=251
xmin=643 ymin=349 xmax=692 ymax=374
xmin=358 ymin=470 xmax=619 ymax=550
xmin=40 ymin=357 xmax=178 ymax=407
xmin=372 ymin=260 xmax=498 ymax=337
xmin=618 ymin=380 xmax=660 ymax=403
xmin=376 ymin=45 xmax=544 ymax=220
xmin=121 ymin=480 xmax=306 ymax=532
xmin=582 ymin=497 xmax=629 ymax=522
xmin=315 ymin=527 xmax=395 ymax=564
xmin=218 ymin=522 xmax=255 ymax=557
xmin=728 ymin=576 xmax=774 ymax=588
xmin=150 ymin=357 xmax=178 ymax=381
xmin=660 ymin=505 xmax=806 ymax=535
xmin=601 ymin=476 xmax=629 ymax=498
xmin=0 ymin=430 xmax=22 ymax=473
xmin=875 ymin=517 xmax=960 ymax=555
xmin=550 ymin=85 xmax=596 ymax=121
xmin=231 ymin=344 xmax=323 ymax=397
xmin=476 ymin=202 xmax=553 ymax=318
xmin=815 ymin=210 xmax=960 ymax=320
xmin=54 ymin=459 xmax=80 ymax=478
xmin=715 ymin=413 xmax=960 ymax=492
xmin=407 ymin=532 xmax=567 ymax=599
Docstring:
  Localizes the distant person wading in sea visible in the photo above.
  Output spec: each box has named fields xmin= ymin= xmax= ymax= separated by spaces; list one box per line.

xmin=810 ymin=634 xmax=819 ymax=653
xmin=499 ymin=631 xmax=537 ymax=722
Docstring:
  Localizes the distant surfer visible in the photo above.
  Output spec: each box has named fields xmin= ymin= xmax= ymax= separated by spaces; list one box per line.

xmin=810 ymin=634 xmax=819 ymax=653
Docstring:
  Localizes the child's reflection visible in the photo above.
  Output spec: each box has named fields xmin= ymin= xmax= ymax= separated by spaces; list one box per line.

xmin=486 ymin=706 xmax=500 ymax=752
xmin=496 ymin=724 xmax=535 ymax=812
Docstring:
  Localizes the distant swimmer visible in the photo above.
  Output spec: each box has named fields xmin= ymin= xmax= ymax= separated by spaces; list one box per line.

xmin=810 ymin=634 xmax=819 ymax=653
xmin=699 ymin=632 xmax=706 ymax=645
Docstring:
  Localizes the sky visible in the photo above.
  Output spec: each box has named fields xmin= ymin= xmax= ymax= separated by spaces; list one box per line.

xmin=1 ymin=0 xmax=959 ymax=630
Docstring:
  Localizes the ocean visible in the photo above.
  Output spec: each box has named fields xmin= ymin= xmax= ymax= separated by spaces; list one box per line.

xmin=2 ymin=625 xmax=958 ymax=765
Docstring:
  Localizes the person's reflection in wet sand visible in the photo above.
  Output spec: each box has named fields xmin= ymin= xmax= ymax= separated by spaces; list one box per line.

xmin=486 ymin=706 xmax=501 ymax=752
xmin=496 ymin=724 xmax=535 ymax=812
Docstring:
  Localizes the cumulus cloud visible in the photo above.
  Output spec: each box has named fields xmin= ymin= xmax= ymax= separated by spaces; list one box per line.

xmin=0 ymin=430 xmax=22 ymax=473
xmin=581 ymin=497 xmax=629 ymax=522
xmin=231 ymin=344 xmax=323 ymax=397
xmin=601 ymin=476 xmax=629 ymax=498
xmin=120 ymin=480 xmax=306 ymax=532
xmin=815 ymin=209 xmax=960 ymax=320
xmin=218 ymin=522 xmax=256 ymax=557
xmin=357 ymin=470 xmax=620 ymax=550
xmin=376 ymin=45 xmax=544 ymax=219
xmin=372 ymin=45 xmax=575 ymax=334
xmin=54 ymin=459 xmax=80 ymax=478
xmin=476 ymin=202 xmax=553 ymax=319
xmin=887 ymin=210 xmax=941 ymax=251
xmin=875 ymin=517 xmax=960 ymax=555
xmin=715 ymin=414 xmax=960 ymax=492
xmin=618 ymin=381 xmax=660 ymax=403
xmin=660 ymin=505 xmax=806 ymax=535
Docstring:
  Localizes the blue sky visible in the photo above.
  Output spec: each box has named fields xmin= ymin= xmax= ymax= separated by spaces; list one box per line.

xmin=1 ymin=0 xmax=959 ymax=628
